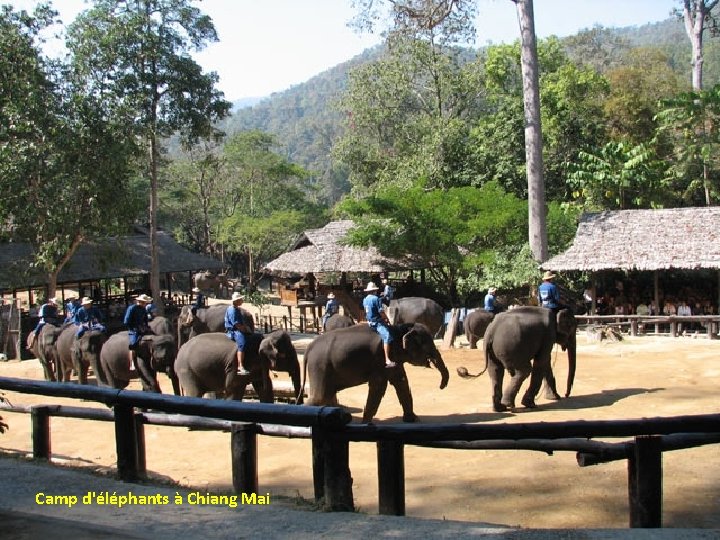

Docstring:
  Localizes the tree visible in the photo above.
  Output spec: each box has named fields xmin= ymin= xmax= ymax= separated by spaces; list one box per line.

xmin=67 ymin=0 xmax=231 ymax=303
xmin=0 ymin=5 xmax=142 ymax=296
xmin=656 ymin=85 xmax=720 ymax=205
xmin=677 ymin=0 xmax=719 ymax=90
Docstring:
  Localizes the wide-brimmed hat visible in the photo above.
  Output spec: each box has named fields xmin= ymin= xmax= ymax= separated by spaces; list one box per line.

xmin=47 ymin=297 xmax=57 ymax=304
xmin=364 ymin=282 xmax=379 ymax=292
xmin=542 ymin=271 xmax=556 ymax=280
xmin=80 ymin=297 xmax=93 ymax=306
xmin=136 ymin=294 xmax=153 ymax=303
xmin=327 ymin=293 xmax=335 ymax=299
xmin=192 ymin=287 xmax=201 ymax=293
xmin=231 ymin=292 xmax=244 ymax=302
xmin=488 ymin=287 xmax=497 ymax=294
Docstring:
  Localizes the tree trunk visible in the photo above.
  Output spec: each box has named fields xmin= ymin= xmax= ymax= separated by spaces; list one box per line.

xmin=514 ymin=0 xmax=547 ymax=262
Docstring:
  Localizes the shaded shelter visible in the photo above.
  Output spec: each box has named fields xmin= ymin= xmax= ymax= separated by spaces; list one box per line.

xmin=542 ymin=208 xmax=720 ymax=313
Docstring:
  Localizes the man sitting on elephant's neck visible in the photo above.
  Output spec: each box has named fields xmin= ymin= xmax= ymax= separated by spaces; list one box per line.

xmin=224 ymin=292 xmax=252 ymax=376
xmin=362 ymin=282 xmax=396 ymax=369
xmin=538 ymin=271 xmax=562 ymax=312
xmin=124 ymin=294 xmax=152 ymax=372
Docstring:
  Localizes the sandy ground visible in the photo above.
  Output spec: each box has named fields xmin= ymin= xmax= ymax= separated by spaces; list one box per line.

xmin=1 ymin=325 xmax=720 ymax=529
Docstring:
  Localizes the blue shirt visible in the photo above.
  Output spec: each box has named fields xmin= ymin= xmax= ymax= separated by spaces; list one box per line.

xmin=324 ymin=298 xmax=339 ymax=316
xmin=538 ymin=281 xmax=561 ymax=309
xmin=124 ymin=303 xmax=149 ymax=333
xmin=75 ymin=306 xmax=103 ymax=325
xmin=39 ymin=303 xmax=58 ymax=323
xmin=363 ymin=294 xmax=384 ymax=325
xmin=484 ymin=293 xmax=496 ymax=313
xmin=224 ymin=305 xmax=250 ymax=333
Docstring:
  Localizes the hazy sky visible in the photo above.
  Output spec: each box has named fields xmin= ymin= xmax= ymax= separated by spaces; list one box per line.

xmin=7 ymin=0 xmax=681 ymax=101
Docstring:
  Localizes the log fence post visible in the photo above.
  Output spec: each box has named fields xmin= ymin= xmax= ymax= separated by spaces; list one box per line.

xmin=114 ymin=403 xmax=139 ymax=482
xmin=628 ymin=435 xmax=662 ymax=528
xmin=134 ymin=411 xmax=147 ymax=477
xmin=31 ymin=405 xmax=51 ymax=460
xmin=231 ymin=423 xmax=258 ymax=494
xmin=311 ymin=426 xmax=353 ymax=511
xmin=377 ymin=440 xmax=405 ymax=515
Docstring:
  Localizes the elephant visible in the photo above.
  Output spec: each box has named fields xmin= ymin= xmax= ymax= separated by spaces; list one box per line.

xmin=26 ymin=323 xmax=63 ymax=381
xmin=177 ymin=304 xmax=254 ymax=348
xmin=56 ymin=325 xmax=107 ymax=384
xmin=387 ymin=297 xmax=445 ymax=337
xmin=175 ymin=330 xmax=299 ymax=403
xmin=149 ymin=315 xmax=174 ymax=337
xmin=324 ymin=314 xmax=355 ymax=332
xmin=458 ymin=306 xmax=577 ymax=412
xmin=96 ymin=331 xmax=179 ymax=394
xmin=303 ymin=323 xmax=450 ymax=423
xmin=463 ymin=309 xmax=497 ymax=349
xmin=193 ymin=271 xmax=231 ymax=298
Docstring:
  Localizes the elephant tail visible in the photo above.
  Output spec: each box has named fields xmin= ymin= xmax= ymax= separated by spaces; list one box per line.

xmin=456 ymin=366 xmax=485 ymax=379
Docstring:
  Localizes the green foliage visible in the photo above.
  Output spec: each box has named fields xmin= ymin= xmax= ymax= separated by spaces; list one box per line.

xmin=568 ymin=141 xmax=669 ymax=209
xmin=655 ymin=84 xmax=720 ymax=205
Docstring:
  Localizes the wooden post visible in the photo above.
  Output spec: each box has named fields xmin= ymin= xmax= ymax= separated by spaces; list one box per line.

xmin=114 ymin=403 xmax=139 ymax=482
xmin=630 ymin=319 xmax=638 ymax=336
xmin=312 ymin=427 xmax=353 ymax=511
xmin=441 ymin=308 xmax=460 ymax=350
xmin=377 ymin=440 xmax=405 ymax=515
xmin=231 ymin=423 xmax=258 ymax=494
xmin=31 ymin=405 xmax=51 ymax=460
xmin=134 ymin=412 xmax=147 ymax=477
xmin=311 ymin=428 xmax=325 ymax=502
xmin=628 ymin=435 xmax=662 ymax=528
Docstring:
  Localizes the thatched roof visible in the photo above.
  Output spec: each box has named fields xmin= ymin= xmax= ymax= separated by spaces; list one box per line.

xmin=542 ymin=207 xmax=720 ymax=272
xmin=0 ymin=230 xmax=224 ymax=290
xmin=264 ymin=220 xmax=416 ymax=276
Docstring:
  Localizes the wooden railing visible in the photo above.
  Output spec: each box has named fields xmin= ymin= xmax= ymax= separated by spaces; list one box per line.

xmin=578 ymin=314 xmax=720 ymax=338
xmin=1 ymin=375 xmax=720 ymax=528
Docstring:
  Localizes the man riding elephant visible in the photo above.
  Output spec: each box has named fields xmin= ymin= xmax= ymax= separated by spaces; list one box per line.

xmin=124 ymin=294 xmax=152 ymax=371
xmin=225 ymin=292 xmax=254 ymax=376
xmin=362 ymin=282 xmax=396 ymax=368
xmin=74 ymin=297 xmax=106 ymax=339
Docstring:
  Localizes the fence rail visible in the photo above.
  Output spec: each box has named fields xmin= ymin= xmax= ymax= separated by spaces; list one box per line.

xmin=1 ymin=375 xmax=720 ymax=528
xmin=578 ymin=314 xmax=720 ymax=338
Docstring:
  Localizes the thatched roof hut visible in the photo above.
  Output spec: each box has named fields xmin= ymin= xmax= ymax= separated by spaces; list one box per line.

xmin=0 ymin=229 xmax=224 ymax=290
xmin=542 ymin=208 xmax=720 ymax=272
xmin=263 ymin=220 xmax=416 ymax=276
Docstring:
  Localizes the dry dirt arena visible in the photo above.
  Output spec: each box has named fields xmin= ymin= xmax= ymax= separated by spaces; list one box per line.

xmin=1 ymin=330 xmax=720 ymax=529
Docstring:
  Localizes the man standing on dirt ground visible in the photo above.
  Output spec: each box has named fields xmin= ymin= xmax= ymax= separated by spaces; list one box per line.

xmin=124 ymin=294 xmax=152 ymax=371
xmin=224 ymin=292 xmax=252 ymax=375
xmin=362 ymin=282 xmax=396 ymax=368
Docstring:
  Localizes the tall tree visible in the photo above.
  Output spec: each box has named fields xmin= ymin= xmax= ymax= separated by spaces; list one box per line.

xmin=67 ymin=0 xmax=231 ymax=303
xmin=678 ymin=0 xmax=719 ymax=90
xmin=0 ymin=4 xmax=142 ymax=296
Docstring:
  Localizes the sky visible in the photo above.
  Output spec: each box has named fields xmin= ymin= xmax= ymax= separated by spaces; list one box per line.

xmin=6 ymin=0 xmax=682 ymax=102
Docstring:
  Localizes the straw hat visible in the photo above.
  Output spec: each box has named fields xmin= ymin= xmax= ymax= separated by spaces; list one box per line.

xmin=136 ymin=294 xmax=153 ymax=303
xmin=80 ymin=297 xmax=93 ymax=306
xmin=488 ymin=287 xmax=497 ymax=294
xmin=192 ymin=287 xmax=201 ymax=293
xmin=231 ymin=292 xmax=244 ymax=303
xmin=364 ymin=282 xmax=379 ymax=292
xmin=542 ymin=271 xmax=556 ymax=281
xmin=47 ymin=297 xmax=57 ymax=304
xmin=327 ymin=293 xmax=335 ymax=299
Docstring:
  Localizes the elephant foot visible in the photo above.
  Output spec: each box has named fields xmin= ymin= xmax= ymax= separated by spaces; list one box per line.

xmin=521 ymin=397 xmax=537 ymax=409
xmin=545 ymin=391 xmax=562 ymax=401
xmin=493 ymin=402 xmax=508 ymax=412
xmin=402 ymin=412 xmax=418 ymax=423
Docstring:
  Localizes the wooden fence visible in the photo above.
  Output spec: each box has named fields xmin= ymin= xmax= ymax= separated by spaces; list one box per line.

xmin=577 ymin=314 xmax=720 ymax=338
xmin=1 ymin=376 xmax=720 ymax=528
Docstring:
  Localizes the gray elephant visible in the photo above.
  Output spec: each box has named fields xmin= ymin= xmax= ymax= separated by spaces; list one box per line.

xmin=26 ymin=323 xmax=62 ymax=381
xmin=193 ymin=271 xmax=231 ymax=298
xmin=175 ymin=330 xmax=298 ymax=403
xmin=324 ymin=314 xmax=355 ymax=332
xmin=388 ymin=297 xmax=444 ymax=337
xmin=463 ymin=309 xmax=496 ymax=349
xmin=149 ymin=315 xmax=174 ymax=337
xmin=56 ymin=325 xmax=107 ymax=384
xmin=303 ymin=323 xmax=449 ymax=423
xmin=459 ymin=306 xmax=577 ymax=412
xmin=177 ymin=304 xmax=254 ymax=348
xmin=96 ymin=331 xmax=179 ymax=394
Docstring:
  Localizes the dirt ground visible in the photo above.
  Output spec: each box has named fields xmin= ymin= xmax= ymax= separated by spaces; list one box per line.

xmin=1 ymin=327 xmax=720 ymax=529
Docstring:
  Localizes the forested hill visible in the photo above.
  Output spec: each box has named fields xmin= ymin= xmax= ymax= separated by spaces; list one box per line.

xmin=221 ymin=16 xmax=720 ymax=205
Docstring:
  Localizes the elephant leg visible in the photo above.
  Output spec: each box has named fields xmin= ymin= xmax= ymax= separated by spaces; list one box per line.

xmin=361 ymin=373 xmax=389 ymax=424
xmin=136 ymin=360 xmax=160 ymax=393
xmin=252 ymin=373 xmax=273 ymax=403
xmin=542 ymin=366 xmax=561 ymax=400
xmin=502 ymin=366 xmax=531 ymax=410
xmin=469 ymin=335 xmax=478 ymax=349
xmin=486 ymin=356 xmax=506 ymax=412
xmin=388 ymin=368 xmax=417 ymax=422
xmin=520 ymin=360 xmax=547 ymax=409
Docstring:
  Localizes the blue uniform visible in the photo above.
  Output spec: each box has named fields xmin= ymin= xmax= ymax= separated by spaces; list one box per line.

xmin=538 ymin=281 xmax=561 ymax=309
xmin=363 ymin=294 xmax=392 ymax=344
xmin=34 ymin=303 xmax=59 ymax=336
xmin=321 ymin=297 xmax=340 ymax=329
xmin=225 ymin=305 xmax=251 ymax=351
xmin=124 ymin=303 xmax=149 ymax=349
xmin=484 ymin=293 xmax=497 ymax=313
xmin=74 ymin=305 xmax=105 ymax=338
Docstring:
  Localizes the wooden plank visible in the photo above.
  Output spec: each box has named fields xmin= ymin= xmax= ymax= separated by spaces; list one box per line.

xmin=441 ymin=308 xmax=459 ymax=350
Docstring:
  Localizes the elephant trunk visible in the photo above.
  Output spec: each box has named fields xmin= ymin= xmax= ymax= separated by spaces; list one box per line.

xmin=431 ymin=352 xmax=449 ymax=390
xmin=565 ymin=331 xmax=577 ymax=398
